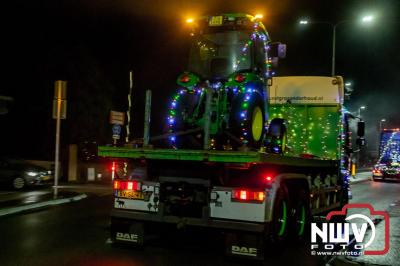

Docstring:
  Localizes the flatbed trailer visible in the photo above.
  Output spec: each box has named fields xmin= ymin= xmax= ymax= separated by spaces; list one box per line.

xmin=99 ymin=146 xmax=347 ymax=259
xmin=98 ymin=13 xmax=366 ymax=260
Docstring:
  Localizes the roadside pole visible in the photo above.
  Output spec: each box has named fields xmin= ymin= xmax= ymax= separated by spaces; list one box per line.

xmin=143 ymin=90 xmax=152 ymax=147
xmin=53 ymin=81 xmax=67 ymax=199
xmin=126 ymin=71 xmax=133 ymax=143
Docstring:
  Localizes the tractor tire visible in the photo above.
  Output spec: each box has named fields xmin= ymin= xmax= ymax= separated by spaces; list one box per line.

xmin=166 ymin=91 xmax=204 ymax=149
xmin=266 ymin=118 xmax=287 ymax=154
xmin=229 ymin=94 xmax=265 ymax=150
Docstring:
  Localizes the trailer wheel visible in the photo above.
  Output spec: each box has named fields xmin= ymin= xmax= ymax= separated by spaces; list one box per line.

xmin=269 ymin=187 xmax=289 ymax=245
xmin=290 ymin=190 xmax=310 ymax=242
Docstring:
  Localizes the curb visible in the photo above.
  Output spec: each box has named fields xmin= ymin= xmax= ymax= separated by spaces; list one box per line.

xmin=0 ymin=193 xmax=87 ymax=217
xmin=349 ymin=178 xmax=371 ymax=185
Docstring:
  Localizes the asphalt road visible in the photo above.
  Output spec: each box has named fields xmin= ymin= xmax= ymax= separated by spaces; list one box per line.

xmin=0 ymin=176 xmax=398 ymax=266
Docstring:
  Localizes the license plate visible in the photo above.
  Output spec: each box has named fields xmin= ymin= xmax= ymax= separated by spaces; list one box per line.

xmin=209 ymin=16 xmax=223 ymax=26
xmin=117 ymin=190 xmax=144 ymax=200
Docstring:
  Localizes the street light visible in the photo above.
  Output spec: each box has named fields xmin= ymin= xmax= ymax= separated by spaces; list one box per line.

xmin=362 ymin=15 xmax=374 ymax=23
xmin=379 ymin=118 xmax=386 ymax=132
xmin=358 ymin=106 xmax=366 ymax=118
xmin=344 ymin=82 xmax=353 ymax=99
xmin=299 ymin=15 xmax=374 ymax=76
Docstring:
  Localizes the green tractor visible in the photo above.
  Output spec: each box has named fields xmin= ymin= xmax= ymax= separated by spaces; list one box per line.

xmin=166 ymin=13 xmax=286 ymax=151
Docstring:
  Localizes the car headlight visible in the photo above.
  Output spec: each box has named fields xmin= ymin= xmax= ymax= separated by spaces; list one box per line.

xmin=26 ymin=171 xmax=39 ymax=177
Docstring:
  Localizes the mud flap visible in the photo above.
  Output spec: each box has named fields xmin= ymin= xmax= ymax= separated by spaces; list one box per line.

xmin=225 ymin=232 xmax=264 ymax=260
xmin=111 ymin=218 xmax=144 ymax=246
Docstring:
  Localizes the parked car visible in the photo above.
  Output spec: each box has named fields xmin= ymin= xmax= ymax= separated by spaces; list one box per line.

xmin=0 ymin=158 xmax=53 ymax=189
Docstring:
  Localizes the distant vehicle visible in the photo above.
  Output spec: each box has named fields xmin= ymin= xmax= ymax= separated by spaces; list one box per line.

xmin=373 ymin=128 xmax=400 ymax=181
xmin=0 ymin=159 xmax=53 ymax=189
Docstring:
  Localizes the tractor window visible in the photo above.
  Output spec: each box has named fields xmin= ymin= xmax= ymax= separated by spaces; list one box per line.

xmin=188 ymin=30 xmax=252 ymax=79
xmin=254 ymin=37 xmax=266 ymax=75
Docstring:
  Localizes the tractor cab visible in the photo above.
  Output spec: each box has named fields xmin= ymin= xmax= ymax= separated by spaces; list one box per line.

xmin=186 ymin=14 xmax=271 ymax=80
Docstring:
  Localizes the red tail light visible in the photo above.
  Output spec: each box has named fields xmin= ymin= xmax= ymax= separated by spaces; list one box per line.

xmin=111 ymin=162 xmax=116 ymax=172
xmin=264 ymin=175 xmax=273 ymax=182
xmin=232 ymin=189 xmax=265 ymax=202
xmin=113 ymin=180 xmax=141 ymax=191
xmin=234 ymin=73 xmax=246 ymax=83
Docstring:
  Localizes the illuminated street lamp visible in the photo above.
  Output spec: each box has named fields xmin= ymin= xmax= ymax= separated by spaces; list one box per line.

xmin=299 ymin=15 xmax=374 ymax=76
xmin=379 ymin=118 xmax=386 ymax=132
xmin=344 ymin=82 xmax=353 ymax=99
xmin=358 ymin=105 xmax=366 ymax=118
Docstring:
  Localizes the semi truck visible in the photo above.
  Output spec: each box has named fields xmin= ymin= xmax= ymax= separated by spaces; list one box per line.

xmin=98 ymin=13 xmax=364 ymax=260
xmin=372 ymin=128 xmax=400 ymax=180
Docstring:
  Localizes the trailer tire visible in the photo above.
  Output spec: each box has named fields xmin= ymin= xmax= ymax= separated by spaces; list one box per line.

xmin=268 ymin=187 xmax=290 ymax=246
xmin=289 ymin=189 xmax=310 ymax=242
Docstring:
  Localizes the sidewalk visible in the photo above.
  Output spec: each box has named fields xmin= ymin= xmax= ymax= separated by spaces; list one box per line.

xmin=0 ymin=190 xmax=87 ymax=217
xmin=349 ymin=171 xmax=372 ymax=184
xmin=0 ymin=182 xmax=113 ymax=218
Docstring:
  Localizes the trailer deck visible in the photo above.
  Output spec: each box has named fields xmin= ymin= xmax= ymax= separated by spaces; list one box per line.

xmin=98 ymin=146 xmax=338 ymax=168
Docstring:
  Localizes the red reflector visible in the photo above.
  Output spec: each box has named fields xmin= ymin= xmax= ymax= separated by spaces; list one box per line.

xmin=234 ymin=73 xmax=245 ymax=83
xmin=232 ymin=189 xmax=265 ymax=202
xmin=180 ymin=74 xmax=190 ymax=83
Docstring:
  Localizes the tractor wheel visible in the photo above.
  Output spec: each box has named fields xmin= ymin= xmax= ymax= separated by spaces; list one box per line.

xmin=229 ymin=94 xmax=265 ymax=150
xmin=166 ymin=90 xmax=204 ymax=149
xmin=266 ymin=118 xmax=287 ymax=154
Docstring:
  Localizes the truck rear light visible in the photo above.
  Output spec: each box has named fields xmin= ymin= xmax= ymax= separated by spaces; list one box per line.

xmin=264 ymin=175 xmax=273 ymax=182
xmin=231 ymin=189 xmax=265 ymax=202
xmin=113 ymin=180 xmax=141 ymax=191
xmin=113 ymin=180 xmax=120 ymax=190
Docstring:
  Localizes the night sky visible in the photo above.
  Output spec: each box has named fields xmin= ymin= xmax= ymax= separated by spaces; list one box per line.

xmin=1 ymin=0 xmax=399 ymax=160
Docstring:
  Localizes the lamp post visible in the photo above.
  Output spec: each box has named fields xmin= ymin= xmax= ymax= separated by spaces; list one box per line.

xmin=379 ymin=118 xmax=386 ymax=132
xmin=358 ymin=105 xmax=366 ymax=118
xmin=299 ymin=16 xmax=374 ymax=76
